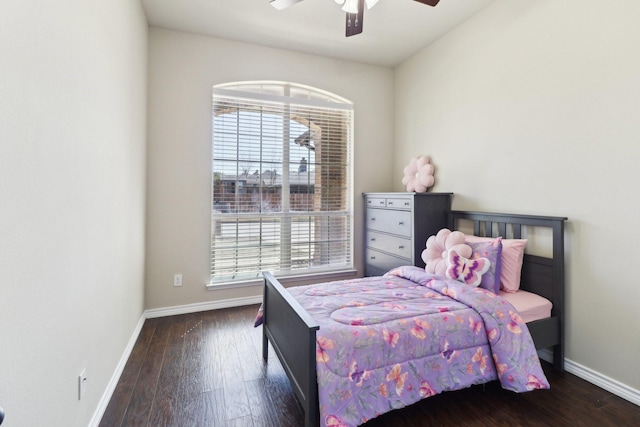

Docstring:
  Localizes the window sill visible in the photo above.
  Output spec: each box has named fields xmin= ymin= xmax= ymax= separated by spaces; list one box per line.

xmin=206 ymin=268 xmax=359 ymax=291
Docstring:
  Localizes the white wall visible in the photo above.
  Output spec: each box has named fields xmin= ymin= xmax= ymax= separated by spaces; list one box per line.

xmin=395 ymin=0 xmax=640 ymax=391
xmin=145 ymin=28 xmax=394 ymax=310
xmin=0 ymin=1 xmax=148 ymax=425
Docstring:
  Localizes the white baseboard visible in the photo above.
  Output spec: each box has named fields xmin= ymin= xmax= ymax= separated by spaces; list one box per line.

xmin=564 ymin=358 xmax=640 ymax=406
xmin=88 ymin=314 xmax=146 ymax=427
xmin=539 ymin=349 xmax=640 ymax=406
xmin=143 ymin=295 xmax=263 ymax=319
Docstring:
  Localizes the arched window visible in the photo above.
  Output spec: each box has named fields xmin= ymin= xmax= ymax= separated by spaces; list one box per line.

xmin=210 ymin=82 xmax=353 ymax=285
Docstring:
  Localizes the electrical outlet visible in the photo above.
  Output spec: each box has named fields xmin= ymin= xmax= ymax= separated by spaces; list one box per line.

xmin=78 ymin=369 xmax=87 ymax=400
xmin=174 ymin=274 xmax=183 ymax=287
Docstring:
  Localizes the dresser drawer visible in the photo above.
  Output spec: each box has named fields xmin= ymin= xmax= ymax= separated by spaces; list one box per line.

xmin=365 ymin=248 xmax=411 ymax=271
xmin=366 ymin=231 xmax=412 ymax=259
xmin=365 ymin=196 xmax=413 ymax=210
xmin=365 ymin=197 xmax=387 ymax=208
xmin=384 ymin=197 xmax=413 ymax=210
xmin=365 ymin=208 xmax=412 ymax=237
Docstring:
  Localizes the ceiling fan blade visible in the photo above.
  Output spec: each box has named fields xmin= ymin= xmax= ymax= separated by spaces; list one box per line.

xmin=345 ymin=0 xmax=364 ymax=37
xmin=270 ymin=0 xmax=303 ymax=10
xmin=414 ymin=0 xmax=441 ymax=6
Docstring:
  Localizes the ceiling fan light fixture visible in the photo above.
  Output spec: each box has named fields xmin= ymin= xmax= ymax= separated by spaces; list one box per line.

xmin=272 ymin=0 xmax=441 ymax=38
xmin=270 ymin=0 xmax=303 ymax=10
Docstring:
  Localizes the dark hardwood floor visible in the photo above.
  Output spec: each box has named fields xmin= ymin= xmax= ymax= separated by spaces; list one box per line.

xmin=100 ymin=305 xmax=640 ymax=427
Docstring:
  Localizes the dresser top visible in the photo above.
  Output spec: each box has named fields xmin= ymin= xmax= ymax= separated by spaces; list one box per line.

xmin=363 ymin=192 xmax=453 ymax=196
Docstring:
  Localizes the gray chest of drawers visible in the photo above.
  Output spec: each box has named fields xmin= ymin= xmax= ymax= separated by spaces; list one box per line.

xmin=364 ymin=192 xmax=452 ymax=277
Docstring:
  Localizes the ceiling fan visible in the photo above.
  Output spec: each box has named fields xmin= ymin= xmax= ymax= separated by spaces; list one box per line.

xmin=270 ymin=0 xmax=441 ymax=37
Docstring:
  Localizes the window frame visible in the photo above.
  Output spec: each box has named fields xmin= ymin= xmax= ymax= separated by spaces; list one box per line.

xmin=208 ymin=81 xmax=355 ymax=288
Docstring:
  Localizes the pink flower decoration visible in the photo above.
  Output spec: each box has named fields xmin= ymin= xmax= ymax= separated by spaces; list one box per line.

xmin=402 ymin=156 xmax=435 ymax=192
xmin=421 ymin=228 xmax=472 ymax=277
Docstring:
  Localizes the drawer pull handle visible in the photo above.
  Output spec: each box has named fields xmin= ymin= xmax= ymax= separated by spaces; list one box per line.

xmin=371 ymin=218 xmax=376 ymax=221
xmin=371 ymin=238 xmax=376 ymax=241
xmin=379 ymin=201 xmax=384 ymax=205
xmin=370 ymin=256 xmax=376 ymax=260
xmin=398 ymin=245 xmax=404 ymax=249
xmin=398 ymin=221 xmax=404 ymax=225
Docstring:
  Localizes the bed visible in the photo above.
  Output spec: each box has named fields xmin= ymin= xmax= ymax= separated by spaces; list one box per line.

xmin=260 ymin=210 xmax=567 ymax=427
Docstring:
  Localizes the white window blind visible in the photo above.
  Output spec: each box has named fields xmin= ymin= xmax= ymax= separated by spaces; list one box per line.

xmin=211 ymin=82 xmax=353 ymax=285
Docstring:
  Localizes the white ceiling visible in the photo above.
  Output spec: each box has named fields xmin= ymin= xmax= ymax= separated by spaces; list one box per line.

xmin=141 ymin=0 xmax=497 ymax=67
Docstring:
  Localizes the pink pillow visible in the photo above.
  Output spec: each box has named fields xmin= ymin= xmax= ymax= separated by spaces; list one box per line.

xmin=465 ymin=235 xmax=527 ymax=292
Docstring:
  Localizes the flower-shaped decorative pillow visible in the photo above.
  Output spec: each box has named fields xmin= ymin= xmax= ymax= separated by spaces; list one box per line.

xmin=402 ymin=156 xmax=435 ymax=192
xmin=421 ymin=228 xmax=472 ymax=277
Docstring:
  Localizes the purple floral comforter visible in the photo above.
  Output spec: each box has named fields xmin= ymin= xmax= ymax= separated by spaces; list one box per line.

xmin=259 ymin=266 xmax=549 ymax=427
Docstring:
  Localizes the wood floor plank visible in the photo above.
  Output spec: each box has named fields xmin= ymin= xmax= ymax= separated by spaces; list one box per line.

xmin=99 ymin=318 xmax=158 ymax=427
xmin=202 ymin=388 xmax=226 ymax=426
xmin=218 ymin=309 xmax=252 ymax=421
xmin=146 ymin=315 xmax=188 ymax=427
xmin=200 ymin=310 xmax=226 ymax=394
xmin=120 ymin=317 xmax=172 ymax=426
xmin=234 ymin=312 xmax=266 ymax=382
xmin=226 ymin=415 xmax=254 ymax=427
xmin=178 ymin=313 xmax=207 ymax=426
xmin=100 ymin=305 xmax=640 ymax=427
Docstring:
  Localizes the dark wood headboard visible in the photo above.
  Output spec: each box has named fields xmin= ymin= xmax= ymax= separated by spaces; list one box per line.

xmin=448 ymin=210 xmax=568 ymax=370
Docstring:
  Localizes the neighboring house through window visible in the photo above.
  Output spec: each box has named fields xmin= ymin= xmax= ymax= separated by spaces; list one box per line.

xmin=210 ymin=82 xmax=354 ymax=286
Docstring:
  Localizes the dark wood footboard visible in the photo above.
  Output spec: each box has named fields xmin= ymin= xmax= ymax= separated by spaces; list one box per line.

xmin=262 ymin=272 xmax=319 ymax=427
